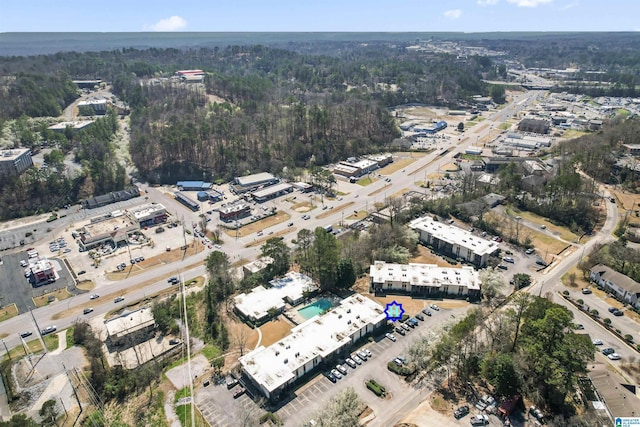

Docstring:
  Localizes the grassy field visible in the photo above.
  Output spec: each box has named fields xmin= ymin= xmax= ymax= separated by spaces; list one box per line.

xmin=378 ymin=156 xmax=418 ymax=175
xmin=175 ymin=387 xmax=208 ymax=427
xmin=504 ymin=206 xmax=579 ymax=242
xmin=347 ymin=210 xmax=368 ymax=220
xmin=561 ymin=129 xmax=589 ymax=139
xmin=357 ymin=176 xmax=375 ymax=186
xmin=4 ymin=334 xmax=59 ymax=361
xmin=0 ymin=304 xmax=18 ymax=322
xmin=224 ymin=210 xmax=291 ymax=238
xmin=33 ymin=288 xmax=73 ymax=308
xmin=498 ymin=122 xmax=511 ymax=130
xmin=105 ymin=244 xmax=204 ymax=280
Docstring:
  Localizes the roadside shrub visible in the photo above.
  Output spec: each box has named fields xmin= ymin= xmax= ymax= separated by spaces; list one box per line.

xmin=604 ymin=318 xmax=612 ymax=325
xmin=591 ymin=309 xmax=599 ymax=316
xmin=625 ymin=334 xmax=634 ymax=343
xmin=387 ymin=361 xmax=414 ymax=376
xmin=366 ymin=379 xmax=386 ymax=397
xmin=577 ymin=299 xmax=584 ymax=305
xmin=562 ymin=290 xmax=570 ymax=296
xmin=259 ymin=412 xmax=281 ymax=425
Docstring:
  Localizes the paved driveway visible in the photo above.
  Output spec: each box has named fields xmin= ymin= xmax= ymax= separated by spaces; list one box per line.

xmin=274 ymin=304 xmax=471 ymax=427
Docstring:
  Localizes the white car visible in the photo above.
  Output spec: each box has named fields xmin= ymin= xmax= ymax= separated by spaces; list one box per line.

xmin=363 ymin=349 xmax=372 ymax=358
xmin=592 ymin=339 xmax=603 ymax=346
xmin=430 ymin=304 xmax=440 ymax=311
xmin=385 ymin=333 xmax=397 ymax=342
xmin=608 ymin=353 xmax=622 ymax=360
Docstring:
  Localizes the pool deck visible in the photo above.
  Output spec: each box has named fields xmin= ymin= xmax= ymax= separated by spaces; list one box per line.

xmin=283 ymin=295 xmax=342 ymax=325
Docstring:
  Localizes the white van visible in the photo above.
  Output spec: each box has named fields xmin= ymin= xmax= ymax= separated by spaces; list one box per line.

xmin=27 ymin=250 xmax=38 ymax=259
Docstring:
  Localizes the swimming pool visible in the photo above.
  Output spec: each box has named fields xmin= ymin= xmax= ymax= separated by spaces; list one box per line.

xmin=297 ymin=298 xmax=335 ymax=320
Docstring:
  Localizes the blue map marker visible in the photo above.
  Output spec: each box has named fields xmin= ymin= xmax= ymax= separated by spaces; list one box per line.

xmin=384 ymin=301 xmax=405 ymax=322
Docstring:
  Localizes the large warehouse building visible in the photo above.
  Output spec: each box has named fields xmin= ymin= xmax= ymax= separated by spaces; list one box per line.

xmin=369 ymin=261 xmax=481 ymax=298
xmin=409 ymin=216 xmax=499 ymax=267
xmin=239 ymin=294 xmax=386 ymax=401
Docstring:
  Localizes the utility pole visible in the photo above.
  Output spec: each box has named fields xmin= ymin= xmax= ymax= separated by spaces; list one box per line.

xmin=62 ymin=362 xmax=82 ymax=413
xmin=29 ymin=307 xmax=47 ymax=353
xmin=1 ymin=339 xmax=9 ymax=361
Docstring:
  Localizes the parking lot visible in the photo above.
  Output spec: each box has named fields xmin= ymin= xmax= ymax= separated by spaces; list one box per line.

xmin=0 ymin=250 xmax=77 ymax=313
xmin=193 ymin=302 xmax=472 ymax=427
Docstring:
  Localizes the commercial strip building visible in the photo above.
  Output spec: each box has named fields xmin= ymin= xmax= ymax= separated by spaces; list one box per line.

xmin=369 ymin=261 xmax=481 ymax=298
xmin=231 ymin=172 xmax=278 ymax=193
xmin=105 ymin=307 xmax=156 ymax=347
xmin=77 ymin=98 xmax=107 ymax=115
xmin=239 ymin=294 xmax=386 ymax=400
xmin=409 ymin=216 xmax=499 ymax=267
xmin=333 ymin=154 xmax=393 ymax=178
xmin=219 ymin=201 xmax=251 ymax=222
xmin=128 ymin=203 xmax=168 ymax=228
xmin=0 ymin=148 xmax=33 ymax=177
xmin=78 ymin=210 xmax=139 ymax=251
xmin=176 ymin=181 xmax=213 ymax=191
xmin=234 ymin=272 xmax=316 ymax=323
xmin=82 ymin=187 xmax=141 ymax=209
xmin=251 ymin=182 xmax=293 ymax=202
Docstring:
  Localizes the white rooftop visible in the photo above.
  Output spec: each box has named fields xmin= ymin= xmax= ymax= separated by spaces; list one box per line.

xmin=48 ymin=121 xmax=94 ymax=131
xmin=236 ymin=172 xmax=276 ymax=187
xmin=369 ymin=261 xmax=481 ymax=291
xmin=234 ymin=272 xmax=317 ymax=321
xmin=129 ymin=203 xmax=167 ymax=220
xmin=409 ymin=216 xmax=498 ymax=256
xmin=239 ymin=294 xmax=385 ymax=394
xmin=105 ymin=307 xmax=155 ymax=337
xmin=252 ymin=182 xmax=292 ymax=198
xmin=0 ymin=148 xmax=30 ymax=160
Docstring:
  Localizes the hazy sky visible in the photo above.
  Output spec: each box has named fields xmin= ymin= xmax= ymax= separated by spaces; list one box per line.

xmin=1 ymin=0 xmax=638 ymax=32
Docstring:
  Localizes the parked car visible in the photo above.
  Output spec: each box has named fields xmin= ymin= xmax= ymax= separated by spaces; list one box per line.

xmin=326 ymin=372 xmax=337 ymax=383
xmin=497 ymin=264 xmax=508 ymax=270
xmin=330 ymin=369 xmax=342 ymax=379
xmin=592 ymin=339 xmax=603 ymax=346
xmin=503 ymin=256 xmax=515 ymax=263
xmin=581 ymin=288 xmax=592 ymax=294
xmin=345 ymin=358 xmax=357 ymax=368
xmin=357 ymin=350 xmax=368 ymax=360
xmin=602 ymin=348 xmax=616 ymax=356
xmin=535 ymin=260 xmax=548 ymax=267
xmin=362 ymin=349 xmax=372 ymax=358
xmin=233 ymin=388 xmax=246 ymax=399
xmin=422 ymin=309 xmax=432 ymax=316
xmin=19 ymin=331 xmax=32 ymax=338
xmin=41 ymin=326 xmax=57 ymax=335
xmin=525 ymin=248 xmax=535 ymax=255
xmin=415 ymin=314 xmax=425 ymax=321
xmin=430 ymin=304 xmax=440 ymax=311
xmin=454 ymin=405 xmax=470 ymax=419
xmin=169 ymin=339 xmax=181 ymax=345
xmin=351 ymin=354 xmax=363 ymax=364
xmin=395 ymin=326 xmax=406 ymax=336
xmin=470 ymin=414 xmax=490 ymax=426
xmin=385 ymin=333 xmax=397 ymax=342
xmin=400 ymin=323 xmax=410 ymax=331
xmin=608 ymin=353 xmax=622 ymax=360
xmin=83 ymin=308 xmax=94 ymax=315
xmin=77 ymin=270 xmax=86 ymax=275
xmin=393 ymin=358 xmax=404 ymax=366
xmin=20 ymin=260 xmax=28 ymax=267
xmin=336 ymin=364 xmax=348 ymax=375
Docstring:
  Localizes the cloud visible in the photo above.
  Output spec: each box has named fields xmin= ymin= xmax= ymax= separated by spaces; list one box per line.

xmin=477 ymin=0 xmax=499 ymax=5
xmin=559 ymin=0 xmax=578 ymax=10
xmin=506 ymin=0 xmax=553 ymax=6
xmin=145 ymin=16 xmax=187 ymax=32
xmin=444 ymin=9 xmax=463 ymax=19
